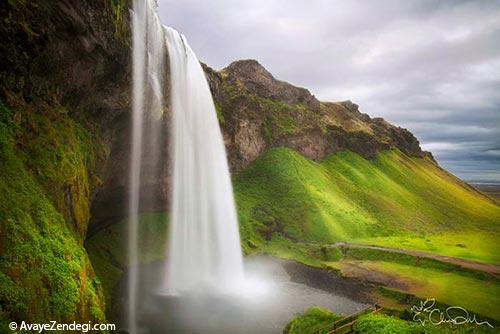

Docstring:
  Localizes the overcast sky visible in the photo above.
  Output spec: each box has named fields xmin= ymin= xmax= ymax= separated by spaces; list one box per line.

xmin=158 ymin=0 xmax=500 ymax=182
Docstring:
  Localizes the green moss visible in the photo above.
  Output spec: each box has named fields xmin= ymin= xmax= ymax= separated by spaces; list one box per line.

xmin=214 ymin=101 xmax=225 ymax=124
xmin=260 ymin=98 xmax=298 ymax=139
xmin=316 ymin=246 xmax=343 ymax=262
xmin=343 ymin=248 xmax=487 ymax=280
xmin=109 ymin=0 xmax=127 ymax=41
xmin=355 ymin=313 xmax=421 ymax=334
xmin=284 ymin=307 xmax=340 ymax=334
xmin=7 ymin=102 xmax=104 ymax=239
xmin=360 ymin=261 xmax=500 ymax=320
xmin=281 ymin=308 xmax=472 ymax=334
xmin=0 ymin=102 xmax=105 ymax=326
xmin=362 ymin=233 xmax=500 ymax=264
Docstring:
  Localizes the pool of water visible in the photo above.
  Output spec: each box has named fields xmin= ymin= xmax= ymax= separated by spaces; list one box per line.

xmin=125 ymin=256 xmax=370 ymax=334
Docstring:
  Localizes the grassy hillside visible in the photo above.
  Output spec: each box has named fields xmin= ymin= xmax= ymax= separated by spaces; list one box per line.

xmin=234 ymin=147 xmax=500 ymax=263
xmin=355 ymin=261 xmax=498 ymax=319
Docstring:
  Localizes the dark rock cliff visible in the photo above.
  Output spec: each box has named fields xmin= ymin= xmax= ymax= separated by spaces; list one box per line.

xmin=205 ymin=59 xmax=432 ymax=172
xmin=0 ymin=0 xmax=131 ymax=327
xmin=0 ymin=0 xmax=134 ymax=232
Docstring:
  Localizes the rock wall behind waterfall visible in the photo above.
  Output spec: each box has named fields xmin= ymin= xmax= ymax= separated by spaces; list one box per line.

xmin=0 ymin=0 xmax=136 ymax=231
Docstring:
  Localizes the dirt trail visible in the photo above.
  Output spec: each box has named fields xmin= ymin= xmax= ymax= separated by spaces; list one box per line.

xmin=335 ymin=242 xmax=500 ymax=277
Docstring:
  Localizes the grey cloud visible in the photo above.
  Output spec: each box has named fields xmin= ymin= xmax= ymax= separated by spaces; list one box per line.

xmin=158 ymin=0 xmax=500 ymax=182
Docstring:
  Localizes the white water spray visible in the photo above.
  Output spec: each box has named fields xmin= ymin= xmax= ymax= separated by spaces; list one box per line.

xmin=129 ymin=0 xmax=165 ymax=332
xmin=129 ymin=0 xmax=245 ymax=331
xmin=164 ymin=27 xmax=245 ymax=295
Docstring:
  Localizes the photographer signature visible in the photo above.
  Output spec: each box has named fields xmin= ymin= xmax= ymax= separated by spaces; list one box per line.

xmin=411 ymin=298 xmax=493 ymax=328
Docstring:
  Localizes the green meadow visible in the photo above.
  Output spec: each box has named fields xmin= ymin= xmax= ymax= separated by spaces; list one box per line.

xmin=234 ymin=147 xmax=500 ymax=263
xmin=357 ymin=261 xmax=500 ymax=320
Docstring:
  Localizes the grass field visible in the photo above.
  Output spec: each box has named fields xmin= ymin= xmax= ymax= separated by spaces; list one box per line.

xmin=351 ymin=261 xmax=500 ymax=320
xmin=359 ymin=232 xmax=500 ymax=264
xmin=234 ymin=148 xmax=500 ymax=263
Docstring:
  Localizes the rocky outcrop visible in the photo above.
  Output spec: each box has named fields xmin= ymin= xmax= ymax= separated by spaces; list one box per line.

xmin=205 ymin=60 xmax=431 ymax=172
xmin=221 ymin=59 xmax=320 ymax=111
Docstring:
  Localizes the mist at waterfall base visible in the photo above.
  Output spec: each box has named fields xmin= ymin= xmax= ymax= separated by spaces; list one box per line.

xmin=126 ymin=1 xmax=366 ymax=333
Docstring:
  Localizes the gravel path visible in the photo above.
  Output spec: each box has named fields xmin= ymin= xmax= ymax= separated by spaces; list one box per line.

xmin=335 ymin=242 xmax=500 ymax=277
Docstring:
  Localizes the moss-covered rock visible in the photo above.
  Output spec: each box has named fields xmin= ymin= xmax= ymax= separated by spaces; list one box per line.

xmin=0 ymin=101 xmax=106 ymax=327
xmin=4 ymin=100 xmax=105 ymax=239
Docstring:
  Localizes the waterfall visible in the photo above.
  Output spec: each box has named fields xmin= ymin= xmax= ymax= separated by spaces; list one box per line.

xmin=164 ymin=27 xmax=245 ymax=294
xmin=129 ymin=0 xmax=166 ymax=332
xmin=129 ymin=0 xmax=244 ymax=331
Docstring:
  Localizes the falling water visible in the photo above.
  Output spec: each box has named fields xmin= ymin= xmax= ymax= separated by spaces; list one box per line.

xmin=129 ymin=0 xmax=165 ymax=332
xmin=164 ymin=28 xmax=245 ymax=294
xmin=128 ymin=2 xmax=371 ymax=333
xmin=129 ymin=0 xmax=244 ymax=331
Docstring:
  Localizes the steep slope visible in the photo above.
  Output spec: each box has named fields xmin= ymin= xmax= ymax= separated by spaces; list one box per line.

xmin=0 ymin=103 xmax=106 ymax=329
xmin=235 ymin=148 xmax=500 ymax=263
xmin=0 ymin=0 xmax=131 ymax=328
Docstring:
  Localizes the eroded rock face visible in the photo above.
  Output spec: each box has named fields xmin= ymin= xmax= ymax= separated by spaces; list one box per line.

xmin=204 ymin=60 xmax=430 ymax=172
xmin=233 ymin=118 xmax=267 ymax=169
xmin=276 ymin=129 xmax=328 ymax=161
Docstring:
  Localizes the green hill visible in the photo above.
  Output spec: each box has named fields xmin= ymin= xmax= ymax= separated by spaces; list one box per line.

xmin=234 ymin=147 xmax=500 ymax=263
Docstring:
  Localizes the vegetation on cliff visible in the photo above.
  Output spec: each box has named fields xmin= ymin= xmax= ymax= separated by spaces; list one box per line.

xmin=0 ymin=0 xmax=131 ymax=325
xmin=0 ymin=101 xmax=106 ymax=330
xmin=283 ymin=307 xmax=340 ymax=334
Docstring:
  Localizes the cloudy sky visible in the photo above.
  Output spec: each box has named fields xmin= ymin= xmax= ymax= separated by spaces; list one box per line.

xmin=158 ymin=0 xmax=500 ymax=182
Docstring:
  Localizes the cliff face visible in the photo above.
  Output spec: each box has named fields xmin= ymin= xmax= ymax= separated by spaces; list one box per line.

xmin=0 ymin=0 xmax=131 ymax=328
xmin=0 ymin=0 xmax=134 ymax=225
xmin=205 ymin=60 xmax=432 ymax=173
